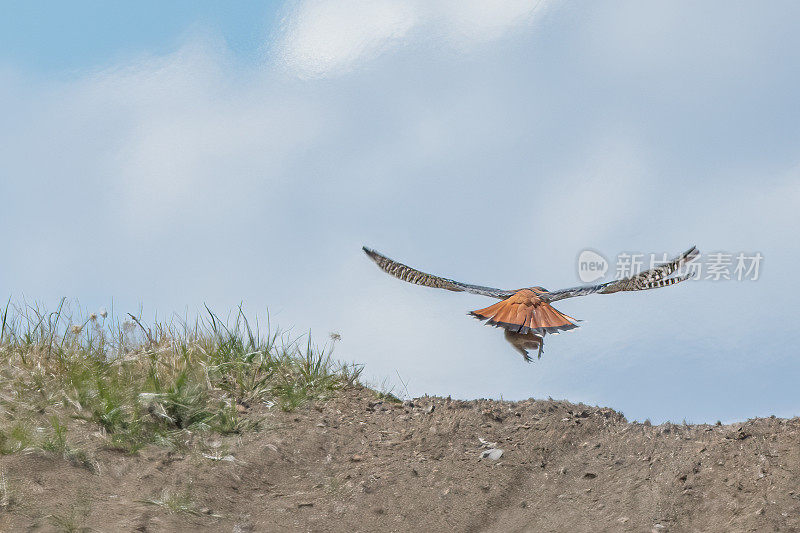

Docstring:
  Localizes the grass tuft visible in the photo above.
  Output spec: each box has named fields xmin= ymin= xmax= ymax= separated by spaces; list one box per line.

xmin=47 ymin=494 xmax=92 ymax=533
xmin=0 ymin=300 xmax=361 ymax=456
xmin=142 ymin=487 xmax=200 ymax=515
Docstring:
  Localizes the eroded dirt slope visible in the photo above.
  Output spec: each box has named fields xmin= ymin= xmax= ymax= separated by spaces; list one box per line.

xmin=2 ymin=388 xmax=800 ymax=532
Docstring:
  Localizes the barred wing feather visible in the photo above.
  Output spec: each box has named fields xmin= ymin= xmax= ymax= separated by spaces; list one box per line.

xmin=362 ymin=247 xmax=515 ymax=299
xmin=543 ymin=246 xmax=698 ymax=302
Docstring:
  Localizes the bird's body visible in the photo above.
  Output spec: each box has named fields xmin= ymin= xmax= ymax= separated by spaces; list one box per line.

xmin=363 ymin=245 xmax=699 ymax=362
xmin=503 ymin=329 xmax=544 ymax=362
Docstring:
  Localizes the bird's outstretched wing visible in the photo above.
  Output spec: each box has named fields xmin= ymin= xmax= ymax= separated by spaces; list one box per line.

xmin=363 ymin=247 xmax=516 ymax=299
xmin=543 ymin=246 xmax=699 ymax=302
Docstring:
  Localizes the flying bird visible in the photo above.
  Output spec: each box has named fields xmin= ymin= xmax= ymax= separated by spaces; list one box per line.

xmin=363 ymin=246 xmax=699 ymax=362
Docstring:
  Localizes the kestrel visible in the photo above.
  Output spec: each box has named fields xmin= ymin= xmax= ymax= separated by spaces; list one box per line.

xmin=363 ymin=246 xmax=699 ymax=362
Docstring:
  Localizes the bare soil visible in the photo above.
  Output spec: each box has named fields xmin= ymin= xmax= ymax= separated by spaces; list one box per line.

xmin=2 ymin=387 xmax=799 ymax=532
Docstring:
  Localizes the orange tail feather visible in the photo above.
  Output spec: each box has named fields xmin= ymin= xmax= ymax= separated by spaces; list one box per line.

xmin=470 ymin=289 xmax=579 ymax=335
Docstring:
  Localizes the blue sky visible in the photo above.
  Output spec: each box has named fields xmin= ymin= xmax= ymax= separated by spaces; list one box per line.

xmin=0 ymin=1 xmax=277 ymax=75
xmin=2 ymin=1 xmax=799 ymax=424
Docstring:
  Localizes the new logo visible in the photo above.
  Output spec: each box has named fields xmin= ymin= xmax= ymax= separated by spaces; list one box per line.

xmin=577 ymin=249 xmax=609 ymax=283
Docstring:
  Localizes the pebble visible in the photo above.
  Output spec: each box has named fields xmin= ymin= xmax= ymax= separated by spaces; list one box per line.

xmin=479 ymin=448 xmax=504 ymax=460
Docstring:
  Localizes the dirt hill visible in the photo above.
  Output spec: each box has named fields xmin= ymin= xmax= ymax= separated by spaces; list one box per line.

xmin=2 ymin=387 xmax=799 ymax=532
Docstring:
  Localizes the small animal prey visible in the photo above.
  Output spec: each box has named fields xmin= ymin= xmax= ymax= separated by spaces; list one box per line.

xmin=363 ymin=246 xmax=699 ymax=362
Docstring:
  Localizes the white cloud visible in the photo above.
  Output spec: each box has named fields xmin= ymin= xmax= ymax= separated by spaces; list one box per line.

xmin=34 ymin=40 xmax=333 ymax=233
xmin=534 ymin=134 xmax=652 ymax=246
xmin=277 ymin=0 xmax=550 ymax=77
xmin=434 ymin=0 xmax=549 ymax=44
xmin=277 ymin=0 xmax=418 ymax=77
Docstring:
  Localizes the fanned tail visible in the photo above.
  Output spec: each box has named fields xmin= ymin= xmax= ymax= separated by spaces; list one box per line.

xmin=470 ymin=289 xmax=579 ymax=336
